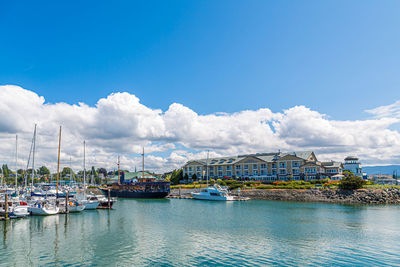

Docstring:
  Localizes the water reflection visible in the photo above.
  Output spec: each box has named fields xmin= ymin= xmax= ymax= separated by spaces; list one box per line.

xmin=1 ymin=200 xmax=400 ymax=266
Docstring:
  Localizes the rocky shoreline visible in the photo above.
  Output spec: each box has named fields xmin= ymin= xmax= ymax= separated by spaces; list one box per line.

xmin=171 ymin=188 xmax=400 ymax=204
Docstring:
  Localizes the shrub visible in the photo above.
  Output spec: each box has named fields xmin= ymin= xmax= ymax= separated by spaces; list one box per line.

xmin=338 ymin=176 xmax=365 ymax=190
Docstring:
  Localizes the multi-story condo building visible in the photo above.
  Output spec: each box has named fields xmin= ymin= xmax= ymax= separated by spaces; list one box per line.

xmin=182 ymin=151 xmax=344 ymax=181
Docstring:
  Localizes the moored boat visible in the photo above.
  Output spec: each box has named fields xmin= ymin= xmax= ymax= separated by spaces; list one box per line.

xmin=28 ymin=201 xmax=59 ymax=215
xmin=191 ymin=185 xmax=235 ymax=201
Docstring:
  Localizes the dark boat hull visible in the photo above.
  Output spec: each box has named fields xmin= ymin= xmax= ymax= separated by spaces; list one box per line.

xmin=101 ymin=189 xmax=169 ymax=199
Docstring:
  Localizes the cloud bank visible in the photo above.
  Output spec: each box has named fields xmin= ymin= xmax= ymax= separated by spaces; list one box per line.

xmin=1 ymin=85 xmax=400 ymax=173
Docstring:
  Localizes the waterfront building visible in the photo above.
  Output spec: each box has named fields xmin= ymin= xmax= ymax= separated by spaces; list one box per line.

xmin=182 ymin=151 xmax=344 ymax=182
xmin=343 ymin=156 xmax=363 ymax=177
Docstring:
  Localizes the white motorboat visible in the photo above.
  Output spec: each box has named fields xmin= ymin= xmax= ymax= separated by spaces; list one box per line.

xmin=191 ymin=151 xmax=234 ymax=201
xmin=28 ymin=202 xmax=59 ymax=215
xmin=191 ymin=185 xmax=235 ymax=201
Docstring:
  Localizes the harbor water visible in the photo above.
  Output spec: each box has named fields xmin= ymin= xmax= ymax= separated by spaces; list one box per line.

xmin=1 ymin=199 xmax=400 ymax=266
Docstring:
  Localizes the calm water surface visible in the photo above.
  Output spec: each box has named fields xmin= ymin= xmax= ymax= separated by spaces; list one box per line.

xmin=1 ymin=199 xmax=400 ymax=266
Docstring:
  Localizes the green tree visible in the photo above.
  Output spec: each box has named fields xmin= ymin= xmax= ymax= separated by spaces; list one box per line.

xmin=184 ymin=173 xmax=189 ymax=181
xmin=191 ymin=173 xmax=197 ymax=181
xmin=61 ymin=167 xmax=74 ymax=178
xmin=2 ymin=164 xmax=10 ymax=177
xmin=97 ymin=168 xmax=107 ymax=177
xmin=38 ymin=166 xmax=50 ymax=175
xmin=339 ymin=176 xmax=365 ymax=190
xmin=170 ymin=169 xmax=183 ymax=185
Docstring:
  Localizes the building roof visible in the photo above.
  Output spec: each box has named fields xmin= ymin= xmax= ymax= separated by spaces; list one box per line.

xmin=184 ymin=151 xmax=314 ymax=167
xmin=321 ymin=161 xmax=342 ymax=168
xmin=345 ymin=156 xmax=359 ymax=161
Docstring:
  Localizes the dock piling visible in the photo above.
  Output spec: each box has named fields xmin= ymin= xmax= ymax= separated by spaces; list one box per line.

xmin=65 ymin=192 xmax=69 ymax=214
xmin=4 ymin=194 xmax=8 ymax=220
xmin=107 ymin=189 xmax=111 ymax=209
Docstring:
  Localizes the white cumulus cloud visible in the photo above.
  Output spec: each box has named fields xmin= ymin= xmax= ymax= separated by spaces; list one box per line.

xmin=1 ymin=85 xmax=400 ymax=173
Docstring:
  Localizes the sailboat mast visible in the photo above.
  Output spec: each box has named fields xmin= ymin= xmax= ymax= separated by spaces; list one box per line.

xmin=83 ymin=140 xmax=86 ymax=199
xmin=31 ymin=124 xmax=37 ymax=190
xmin=56 ymin=126 xmax=62 ymax=196
xmin=206 ymin=150 xmax=209 ymax=187
xmin=15 ymin=134 xmax=18 ymax=189
xmin=70 ymin=157 xmax=72 ymax=183
xmin=142 ymin=147 xmax=144 ymax=179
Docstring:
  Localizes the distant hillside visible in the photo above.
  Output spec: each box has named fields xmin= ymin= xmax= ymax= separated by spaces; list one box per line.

xmin=363 ymin=165 xmax=400 ymax=175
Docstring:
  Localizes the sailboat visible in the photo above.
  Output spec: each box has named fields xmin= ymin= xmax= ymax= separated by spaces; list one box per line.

xmin=191 ymin=151 xmax=234 ymax=201
xmin=28 ymin=125 xmax=60 ymax=215
xmin=78 ymin=140 xmax=100 ymax=210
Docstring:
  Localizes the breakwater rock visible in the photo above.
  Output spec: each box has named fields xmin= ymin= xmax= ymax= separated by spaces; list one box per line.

xmin=171 ymin=188 xmax=400 ymax=204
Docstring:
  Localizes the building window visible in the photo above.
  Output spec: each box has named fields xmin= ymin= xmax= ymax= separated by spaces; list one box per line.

xmin=261 ymin=170 xmax=266 ymax=175
xmin=218 ymin=171 xmax=223 ymax=176
xmin=253 ymin=170 xmax=258 ymax=176
xmin=261 ymin=164 xmax=266 ymax=169
xmin=253 ymin=164 xmax=258 ymax=170
xmin=185 ymin=167 xmax=187 ymax=171
xmin=236 ymin=165 xmax=241 ymax=170
xmin=210 ymin=172 xmax=214 ymax=176
xmin=189 ymin=167 xmax=192 ymax=171
xmin=272 ymin=163 xmax=276 ymax=169
xmin=327 ymin=169 xmax=338 ymax=174
xmin=244 ymin=170 xmax=249 ymax=176
xmin=226 ymin=166 xmax=232 ymax=170
xmin=218 ymin=166 xmax=222 ymax=171
xmin=272 ymin=170 xmax=277 ymax=175
xmin=244 ymin=165 xmax=249 ymax=170
xmin=293 ymin=169 xmax=299 ymax=175
xmin=279 ymin=162 xmax=286 ymax=168
xmin=292 ymin=162 xmax=299 ymax=168
xmin=196 ymin=167 xmax=201 ymax=171
xmin=305 ymin=168 xmax=316 ymax=174
xmin=279 ymin=169 xmax=286 ymax=175
xmin=236 ymin=171 xmax=241 ymax=176
xmin=226 ymin=171 xmax=232 ymax=176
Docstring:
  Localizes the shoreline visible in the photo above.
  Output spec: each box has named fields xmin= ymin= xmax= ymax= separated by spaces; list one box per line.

xmin=170 ymin=188 xmax=400 ymax=204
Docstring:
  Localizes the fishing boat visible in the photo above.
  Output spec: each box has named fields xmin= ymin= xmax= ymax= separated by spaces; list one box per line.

xmin=100 ymin=149 xmax=170 ymax=199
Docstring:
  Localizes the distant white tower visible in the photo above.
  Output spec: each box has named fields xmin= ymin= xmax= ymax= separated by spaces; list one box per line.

xmin=343 ymin=156 xmax=363 ymax=177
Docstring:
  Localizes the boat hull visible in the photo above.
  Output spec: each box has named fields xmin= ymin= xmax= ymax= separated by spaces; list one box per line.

xmin=191 ymin=193 xmax=234 ymax=201
xmin=28 ymin=206 xmax=59 ymax=216
xmin=82 ymin=201 xmax=99 ymax=210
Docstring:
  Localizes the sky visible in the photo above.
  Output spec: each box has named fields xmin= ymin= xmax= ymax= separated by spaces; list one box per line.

xmin=1 ymin=1 xmax=400 ymax=172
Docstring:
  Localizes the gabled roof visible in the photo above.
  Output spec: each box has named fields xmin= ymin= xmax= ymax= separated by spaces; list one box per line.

xmin=184 ymin=151 xmax=315 ymax=166
xmin=300 ymin=161 xmax=321 ymax=168
xmin=321 ymin=161 xmax=343 ymax=168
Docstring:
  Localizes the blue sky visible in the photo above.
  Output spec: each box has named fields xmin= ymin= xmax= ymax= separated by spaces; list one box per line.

xmin=1 ymin=1 xmax=400 ymax=171
xmin=2 ymin=0 xmax=400 ymax=120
